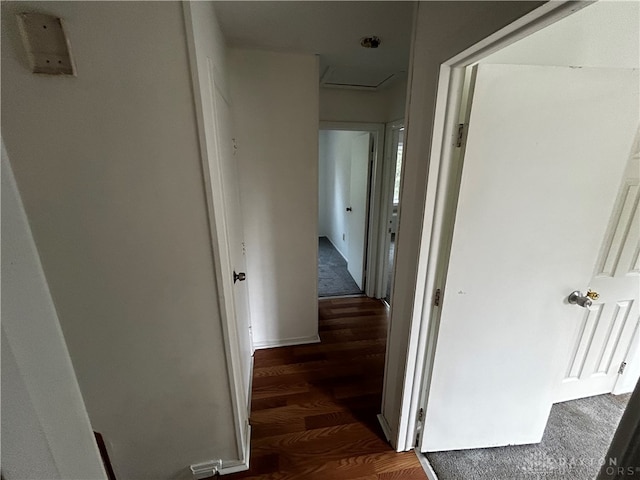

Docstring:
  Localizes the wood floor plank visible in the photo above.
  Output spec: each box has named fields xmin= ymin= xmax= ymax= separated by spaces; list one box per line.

xmin=223 ymin=297 xmax=427 ymax=480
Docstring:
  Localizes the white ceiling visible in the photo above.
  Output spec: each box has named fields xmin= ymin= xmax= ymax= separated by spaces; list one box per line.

xmin=214 ymin=1 xmax=414 ymax=88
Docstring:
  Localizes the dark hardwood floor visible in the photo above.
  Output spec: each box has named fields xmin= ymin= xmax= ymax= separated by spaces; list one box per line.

xmin=225 ymin=296 xmax=427 ymax=480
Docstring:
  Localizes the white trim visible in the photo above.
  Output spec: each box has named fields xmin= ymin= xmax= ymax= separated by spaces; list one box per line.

xmin=376 ymin=120 xmax=404 ymax=299
xmin=416 ymin=452 xmax=439 ymax=480
xmin=253 ymin=334 xmax=321 ymax=350
xmin=377 ymin=413 xmax=393 ymax=443
xmin=323 ymin=232 xmax=348 ymax=264
xmin=398 ymin=0 xmax=593 ymax=453
xmin=190 ymin=460 xmax=221 ymax=479
xmin=189 ymin=423 xmax=251 ymax=477
xmin=319 ymin=294 xmax=366 ymax=300
xmin=182 ymin=2 xmax=250 ymax=464
xmin=319 ymin=121 xmax=386 ymax=299
xmin=219 ymin=423 xmax=251 ymax=475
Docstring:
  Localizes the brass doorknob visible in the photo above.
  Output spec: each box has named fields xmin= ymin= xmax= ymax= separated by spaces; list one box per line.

xmin=586 ymin=289 xmax=600 ymax=301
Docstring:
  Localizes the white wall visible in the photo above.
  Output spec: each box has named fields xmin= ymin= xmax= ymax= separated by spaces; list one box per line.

xmin=229 ymin=48 xmax=320 ymax=348
xmin=318 ymin=130 xmax=362 ymax=259
xmin=2 ymin=144 xmax=107 ymax=480
xmin=383 ymin=1 xmax=545 ymax=448
xmin=386 ymin=79 xmax=409 ymax=122
xmin=1 ymin=2 xmax=239 ymax=478
xmin=482 ymin=0 xmax=639 ymax=68
xmin=320 ymin=77 xmax=407 ymax=124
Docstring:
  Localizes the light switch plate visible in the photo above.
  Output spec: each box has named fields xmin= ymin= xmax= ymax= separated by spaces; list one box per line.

xmin=17 ymin=12 xmax=76 ymax=75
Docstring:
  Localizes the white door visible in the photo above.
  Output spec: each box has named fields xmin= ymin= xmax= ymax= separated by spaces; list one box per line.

xmin=347 ymin=133 xmax=371 ymax=289
xmin=556 ymin=133 xmax=640 ymax=402
xmin=193 ymin=53 xmax=253 ymax=411
xmin=421 ymin=64 xmax=639 ymax=452
xmin=211 ymin=80 xmax=254 ymax=399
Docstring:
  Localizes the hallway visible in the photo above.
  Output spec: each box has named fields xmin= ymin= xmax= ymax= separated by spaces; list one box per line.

xmin=225 ymin=297 xmax=427 ymax=480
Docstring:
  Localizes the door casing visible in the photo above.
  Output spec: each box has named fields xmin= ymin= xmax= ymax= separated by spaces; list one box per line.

xmin=376 ymin=119 xmax=405 ymax=301
xmin=319 ymin=121 xmax=386 ymax=298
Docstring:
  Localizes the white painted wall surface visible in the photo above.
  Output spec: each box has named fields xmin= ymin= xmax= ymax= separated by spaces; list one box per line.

xmin=386 ymin=79 xmax=409 ymax=122
xmin=229 ymin=48 xmax=319 ymax=348
xmin=320 ymin=78 xmax=407 ymax=124
xmin=1 ymin=2 xmax=238 ymax=478
xmin=2 ymin=144 xmax=107 ymax=480
xmin=318 ymin=130 xmax=362 ymax=260
xmin=482 ymin=1 xmax=639 ymax=69
xmin=382 ymin=1 xmax=545 ymax=448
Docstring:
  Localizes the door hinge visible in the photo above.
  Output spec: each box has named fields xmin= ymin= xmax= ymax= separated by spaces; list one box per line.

xmin=415 ymin=431 xmax=421 ymax=447
xmin=619 ymin=361 xmax=627 ymax=375
xmin=434 ymin=289 xmax=442 ymax=307
xmin=456 ymin=123 xmax=465 ymax=148
xmin=418 ymin=408 xmax=424 ymax=422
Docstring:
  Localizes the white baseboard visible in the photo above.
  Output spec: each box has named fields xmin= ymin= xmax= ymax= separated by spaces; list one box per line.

xmin=253 ymin=334 xmax=320 ymax=350
xmin=324 ymin=235 xmax=348 ymax=263
xmin=219 ymin=423 xmax=251 ymax=475
xmin=377 ymin=413 xmax=393 ymax=443
xmin=416 ymin=451 xmax=439 ymax=480
xmin=190 ymin=419 xmax=252 ymax=477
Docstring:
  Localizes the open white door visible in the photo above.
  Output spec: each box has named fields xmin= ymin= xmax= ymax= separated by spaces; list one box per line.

xmin=556 ymin=134 xmax=640 ymax=402
xmin=347 ymin=133 xmax=371 ymax=290
xmin=421 ymin=64 xmax=639 ymax=452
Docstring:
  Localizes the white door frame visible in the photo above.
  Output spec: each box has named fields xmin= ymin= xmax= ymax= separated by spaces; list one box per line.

xmin=396 ymin=1 xmax=595 ymax=452
xmin=376 ymin=119 xmax=405 ymax=300
xmin=183 ymin=3 xmax=251 ymax=474
xmin=319 ymin=121 xmax=386 ymax=299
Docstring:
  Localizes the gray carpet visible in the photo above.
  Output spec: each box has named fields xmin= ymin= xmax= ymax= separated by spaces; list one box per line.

xmin=318 ymin=236 xmax=362 ymax=297
xmin=426 ymin=393 xmax=630 ymax=480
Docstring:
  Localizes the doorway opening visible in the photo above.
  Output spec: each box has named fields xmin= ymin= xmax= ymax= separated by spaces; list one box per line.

xmin=318 ymin=129 xmax=371 ymax=297
xmin=402 ymin=1 xmax=640 ymax=478
xmin=381 ymin=122 xmax=404 ymax=305
xmin=318 ymin=122 xmax=386 ymax=299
